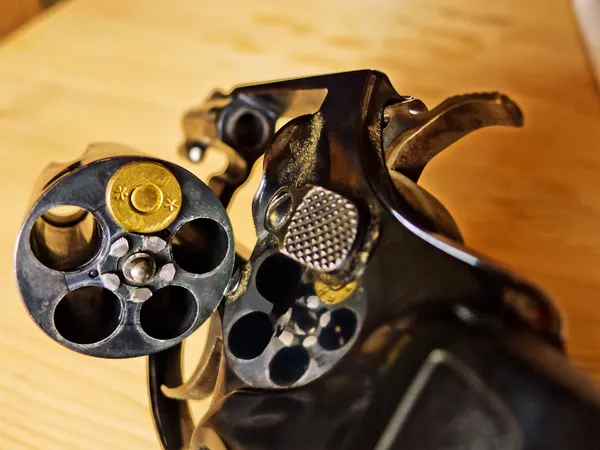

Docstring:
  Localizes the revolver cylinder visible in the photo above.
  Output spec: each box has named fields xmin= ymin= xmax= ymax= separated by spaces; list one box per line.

xmin=15 ymin=143 xmax=235 ymax=358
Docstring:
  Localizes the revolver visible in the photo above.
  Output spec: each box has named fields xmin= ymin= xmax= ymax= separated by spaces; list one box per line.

xmin=15 ymin=70 xmax=600 ymax=449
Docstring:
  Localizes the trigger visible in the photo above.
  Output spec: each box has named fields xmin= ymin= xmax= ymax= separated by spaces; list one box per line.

xmin=383 ymin=93 xmax=523 ymax=182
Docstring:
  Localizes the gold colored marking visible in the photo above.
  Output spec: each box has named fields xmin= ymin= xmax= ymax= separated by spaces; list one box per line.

xmin=226 ymin=263 xmax=252 ymax=302
xmin=314 ymin=279 xmax=358 ymax=305
xmin=106 ymin=161 xmax=182 ymax=234
xmin=280 ymin=113 xmax=323 ymax=187
xmin=164 ymin=198 xmax=179 ymax=212
xmin=113 ymin=185 xmax=129 ymax=201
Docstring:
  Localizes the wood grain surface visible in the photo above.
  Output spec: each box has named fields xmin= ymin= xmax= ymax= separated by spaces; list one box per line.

xmin=0 ymin=0 xmax=40 ymax=38
xmin=1 ymin=0 xmax=600 ymax=448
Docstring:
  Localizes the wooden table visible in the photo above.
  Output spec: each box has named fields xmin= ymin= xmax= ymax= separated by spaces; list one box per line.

xmin=0 ymin=0 xmax=41 ymax=38
xmin=1 ymin=0 xmax=599 ymax=448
